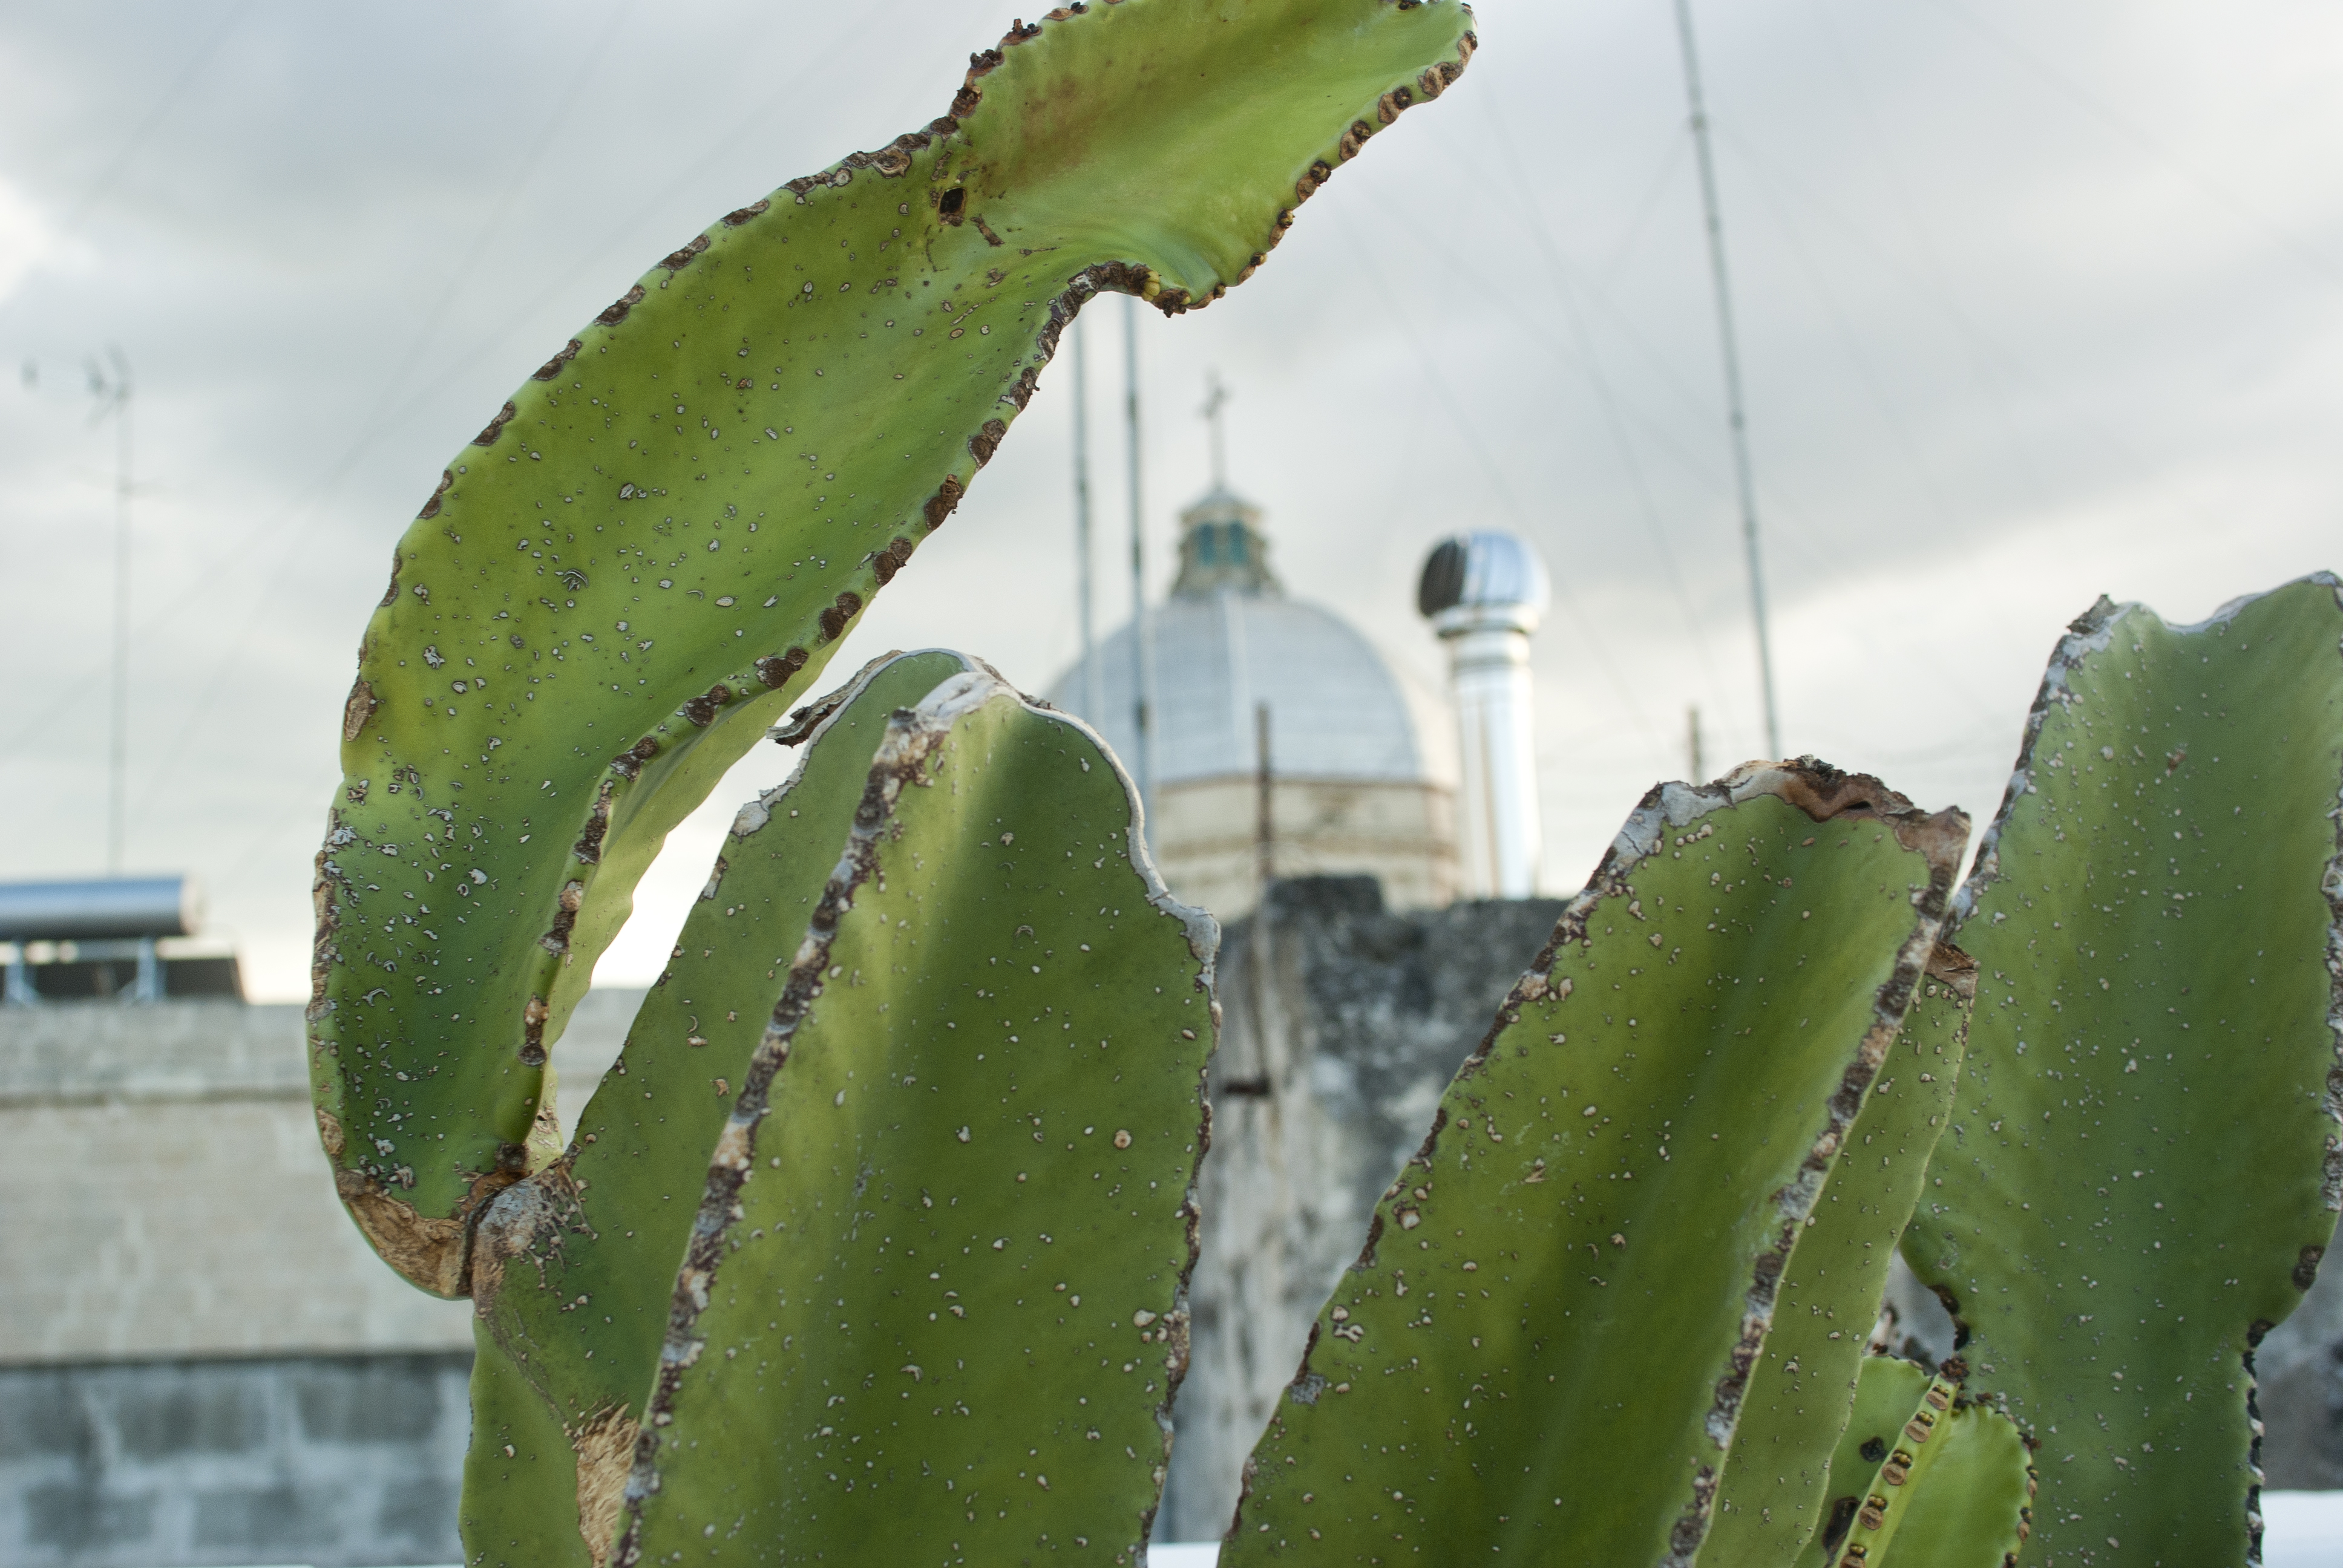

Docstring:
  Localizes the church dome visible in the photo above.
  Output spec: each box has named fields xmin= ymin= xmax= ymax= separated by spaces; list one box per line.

xmin=1047 ymin=479 xmax=1454 ymax=918
xmin=1053 ymin=590 xmax=1426 ymax=786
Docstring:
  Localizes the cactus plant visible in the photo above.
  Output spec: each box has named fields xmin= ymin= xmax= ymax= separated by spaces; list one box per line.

xmin=461 ymin=647 xmax=1227 ymax=1556
xmin=612 ymin=664 xmax=1218 ymax=1563
xmin=1791 ymin=1354 xmax=2031 ymax=1568
xmin=1211 ymin=575 xmax=2341 ymax=1566
xmin=1705 ymin=950 xmax=1971 ymax=1563
xmin=309 ymin=0 xmax=1480 ymax=1296
xmin=460 ymin=650 xmax=1221 ymax=1563
xmin=1901 ymin=576 xmax=2343 ymax=1565
xmin=1216 ymin=765 xmax=1968 ymax=1565
xmin=309 ymin=1 xmax=2343 ymax=1558
xmin=460 ymin=647 xmax=982 ymax=1560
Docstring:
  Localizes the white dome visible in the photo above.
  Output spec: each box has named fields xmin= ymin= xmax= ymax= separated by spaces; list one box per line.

xmin=1051 ymin=589 xmax=1426 ymax=786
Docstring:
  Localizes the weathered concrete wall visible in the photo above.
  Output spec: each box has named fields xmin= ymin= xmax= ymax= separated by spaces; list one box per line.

xmin=0 ymin=1352 xmax=471 ymax=1568
xmin=2261 ymin=1260 xmax=2343 ymax=1488
xmin=1160 ymin=878 xmax=1565 ymax=1543
xmin=0 ymin=987 xmax=644 ymax=1565
xmin=0 ymin=991 xmax=642 ymax=1364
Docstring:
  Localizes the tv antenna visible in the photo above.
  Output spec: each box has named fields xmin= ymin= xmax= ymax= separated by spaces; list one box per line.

xmin=1069 ymin=317 xmax=1104 ymax=725
xmin=1672 ymin=0 xmax=1782 ymax=759
xmin=87 ymin=348 xmax=133 ymax=874
xmin=1122 ymin=299 xmax=1159 ymax=826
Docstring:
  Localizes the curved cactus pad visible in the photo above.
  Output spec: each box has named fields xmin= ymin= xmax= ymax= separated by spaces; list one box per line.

xmin=609 ymin=668 xmax=1217 ymax=1565
xmin=1708 ymin=947 xmax=1972 ymax=1564
xmin=1793 ymin=1356 xmax=2031 ymax=1568
xmin=1901 ymin=575 xmax=2343 ymax=1566
xmin=1221 ymin=763 xmax=1967 ymax=1566
xmin=458 ymin=650 xmax=977 ymax=1564
xmin=309 ymin=0 xmax=1478 ymax=1285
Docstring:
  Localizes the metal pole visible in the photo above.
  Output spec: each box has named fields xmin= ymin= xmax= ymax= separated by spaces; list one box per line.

xmin=105 ymin=352 xmax=133 ymax=872
xmin=4 ymin=947 xmax=36 ymax=1008
xmin=1687 ymin=704 xmax=1705 ymax=782
xmin=1254 ymin=702 xmax=1274 ymax=897
xmin=1244 ymin=708 xmax=1280 ymax=1105
xmin=1072 ymin=318 xmax=1104 ymax=725
xmin=1671 ymin=0 xmax=1783 ymax=760
xmin=133 ymin=936 xmax=161 ymax=1005
xmin=1124 ymin=297 xmax=1158 ymax=825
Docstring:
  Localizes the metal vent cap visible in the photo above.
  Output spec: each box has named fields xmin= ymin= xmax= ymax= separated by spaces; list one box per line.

xmin=1417 ymin=532 xmax=1550 ymax=622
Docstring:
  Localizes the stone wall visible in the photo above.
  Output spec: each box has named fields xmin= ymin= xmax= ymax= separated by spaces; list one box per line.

xmin=0 ymin=1353 xmax=471 ymax=1568
xmin=1151 ymin=776 xmax=1458 ymax=920
xmin=2263 ymin=1262 xmax=2343 ymax=1488
xmin=0 ymin=988 xmax=642 ymax=1566
xmin=1159 ymin=878 xmax=1566 ymax=1543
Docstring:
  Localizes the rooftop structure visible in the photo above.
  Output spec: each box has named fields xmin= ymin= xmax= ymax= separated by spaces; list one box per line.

xmin=1418 ymin=532 xmax=1550 ymax=898
xmin=0 ymin=875 xmax=243 ymax=1005
xmin=1054 ymin=486 xmax=1455 ymax=918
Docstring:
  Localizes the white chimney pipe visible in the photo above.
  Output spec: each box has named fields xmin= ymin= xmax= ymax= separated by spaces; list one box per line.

xmin=1418 ymin=534 xmax=1550 ymax=899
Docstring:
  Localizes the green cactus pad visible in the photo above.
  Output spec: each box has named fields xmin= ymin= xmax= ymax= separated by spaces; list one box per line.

xmin=1220 ymin=764 xmax=1968 ymax=1567
xmin=1794 ymin=1356 xmax=2031 ymax=1568
xmin=1902 ymin=575 xmax=2343 ymax=1566
xmin=1794 ymin=1354 xmax=1933 ymax=1568
xmin=1709 ymin=947 xmax=1973 ymax=1564
xmin=463 ymin=1341 xmax=602 ymax=1568
xmin=614 ymin=668 xmax=1217 ymax=1565
xmin=456 ymin=650 xmax=975 ymax=1564
xmin=309 ymin=0 xmax=1479 ymax=1286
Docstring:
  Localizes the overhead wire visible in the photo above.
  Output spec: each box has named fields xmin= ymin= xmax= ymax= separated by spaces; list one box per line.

xmin=1328 ymin=199 xmax=1670 ymax=766
xmin=1915 ymin=0 xmax=2343 ymax=289
xmin=1800 ymin=0 xmax=2060 ymax=524
xmin=1466 ymin=83 xmax=1735 ymax=729
xmin=1419 ymin=168 xmax=1851 ymax=586
xmin=1594 ymin=137 xmax=1692 ymax=294
xmin=53 ymin=1 xmax=261 ymax=241
xmin=1347 ymin=134 xmax=1845 ymax=618
xmin=1718 ymin=133 xmax=1968 ymax=541
xmin=1345 ymin=97 xmax=1846 ymax=597
xmin=116 ymin=0 xmax=644 ymax=814
xmin=10 ymin=0 xmax=943 ymax=785
xmin=1705 ymin=168 xmax=2010 ymax=736
xmin=362 ymin=0 xmax=934 ymax=492
xmin=0 ymin=0 xmax=641 ymax=798
xmin=127 ymin=0 xmax=960 ymax=876
xmin=354 ymin=0 xmax=644 ymax=443
xmin=1798 ymin=0 xmax=2074 ymax=716
xmin=202 ymin=3 xmax=974 ymax=911
xmin=1714 ymin=123 xmax=2248 ymax=545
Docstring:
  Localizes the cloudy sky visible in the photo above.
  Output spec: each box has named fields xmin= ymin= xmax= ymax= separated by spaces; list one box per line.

xmin=2 ymin=0 xmax=2337 ymax=1001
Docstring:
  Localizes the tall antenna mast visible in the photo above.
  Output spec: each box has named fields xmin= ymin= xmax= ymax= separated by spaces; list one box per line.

xmin=1123 ymin=297 xmax=1159 ymax=825
xmin=89 ymin=348 xmax=133 ymax=873
xmin=1671 ymin=0 xmax=1782 ymax=760
xmin=1071 ymin=317 xmax=1104 ymax=725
